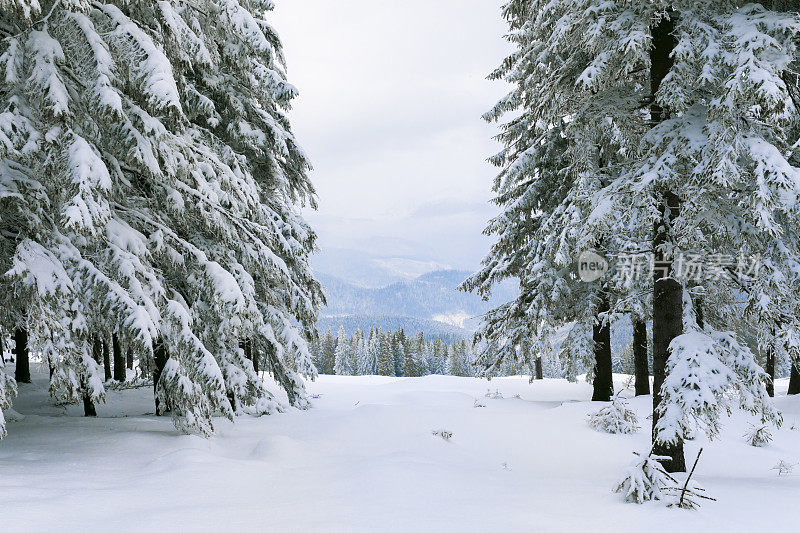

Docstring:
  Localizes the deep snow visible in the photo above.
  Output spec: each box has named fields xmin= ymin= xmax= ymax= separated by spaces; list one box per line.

xmin=1 ymin=367 xmax=798 ymax=532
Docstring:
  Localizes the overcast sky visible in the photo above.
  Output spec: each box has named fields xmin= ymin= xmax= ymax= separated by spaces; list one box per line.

xmin=271 ymin=1 xmax=512 ymax=269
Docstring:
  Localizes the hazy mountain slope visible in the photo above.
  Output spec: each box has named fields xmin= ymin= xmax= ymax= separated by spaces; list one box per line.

xmin=316 ymin=269 xmax=517 ymax=336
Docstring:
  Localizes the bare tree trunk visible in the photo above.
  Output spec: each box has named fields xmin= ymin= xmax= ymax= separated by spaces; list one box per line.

xmin=789 ymin=358 xmax=800 ymax=395
xmin=83 ymin=394 xmax=96 ymax=417
xmin=766 ymin=346 xmax=775 ymax=398
xmin=245 ymin=339 xmax=259 ymax=374
xmin=13 ymin=328 xmax=30 ymax=383
xmin=102 ymin=337 xmax=112 ymax=382
xmin=92 ymin=336 xmax=103 ymax=365
xmin=650 ymin=12 xmax=686 ymax=473
xmin=534 ymin=356 xmax=543 ymax=380
xmin=126 ymin=345 xmax=133 ymax=370
xmin=153 ymin=341 xmax=170 ymax=414
xmin=113 ymin=334 xmax=125 ymax=382
xmin=592 ymin=293 xmax=613 ymax=401
xmin=633 ymin=318 xmax=650 ymax=396
xmin=694 ymin=296 xmax=704 ymax=329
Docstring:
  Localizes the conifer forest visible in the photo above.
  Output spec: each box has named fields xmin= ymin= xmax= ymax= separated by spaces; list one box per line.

xmin=1 ymin=1 xmax=799 ymax=531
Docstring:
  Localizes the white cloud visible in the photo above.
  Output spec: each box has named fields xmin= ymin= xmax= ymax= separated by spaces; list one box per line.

xmin=270 ymin=0 xmax=512 ymax=270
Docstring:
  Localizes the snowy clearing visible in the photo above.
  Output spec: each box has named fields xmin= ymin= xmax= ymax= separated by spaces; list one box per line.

xmin=1 ymin=369 xmax=798 ymax=532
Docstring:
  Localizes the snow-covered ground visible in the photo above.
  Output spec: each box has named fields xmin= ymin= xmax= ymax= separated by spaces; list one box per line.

xmin=1 ymin=367 xmax=798 ymax=532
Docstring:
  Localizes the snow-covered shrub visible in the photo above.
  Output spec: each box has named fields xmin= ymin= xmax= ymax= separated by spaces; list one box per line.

xmin=744 ymin=424 xmax=773 ymax=447
xmin=615 ymin=453 xmax=675 ymax=504
xmin=588 ymin=394 xmax=639 ymax=434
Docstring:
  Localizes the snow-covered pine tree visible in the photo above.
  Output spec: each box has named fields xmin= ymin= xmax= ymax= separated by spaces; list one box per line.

xmin=333 ymin=326 xmax=350 ymax=376
xmin=0 ymin=0 xmax=322 ymax=436
xmin=412 ymin=332 xmax=428 ymax=376
xmin=391 ymin=334 xmax=405 ymax=377
xmin=579 ymin=2 xmax=799 ymax=469
xmin=461 ymin=0 xmax=644 ymax=401
xmin=359 ymin=327 xmax=379 ymax=375
xmin=377 ymin=331 xmax=393 ymax=376
xmin=472 ymin=0 xmax=795 ymax=470
xmin=320 ymin=330 xmax=336 ymax=375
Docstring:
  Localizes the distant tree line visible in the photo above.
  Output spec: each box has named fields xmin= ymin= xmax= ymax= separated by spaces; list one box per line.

xmin=312 ymin=327 xmax=477 ymax=377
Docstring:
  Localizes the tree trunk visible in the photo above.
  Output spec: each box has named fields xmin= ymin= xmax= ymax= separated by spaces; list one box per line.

xmin=789 ymin=358 xmax=800 ymax=395
xmin=765 ymin=346 xmax=775 ymax=398
xmin=83 ymin=394 xmax=96 ymax=417
xmin=534 ymin=356 xmax=543 ymax=380
xmin=592 ymin=294 xmax=613 ymax=401
xmin=250 ymin=340 xmax=259 ymax=374
xmin=633 ymin=318 xmax=650 ymax=396
xmin=153 ymin=341 xmax=170 ymax=414
xmin=102 ymin=337 xmax=112 ymax=382
xmin=92 ymin=336 xmax=103 ymax=365
xmin=13 ymin=328 xmax=30 ymax=383
xmin=126 ymin=346 xmax=133 ymax=370
xmin=652 ymin=193 xmax=686 ymax=472
xmin=0 ymin=331 xmax=4 ymax=363
xmin=694 ymin=296 xmax=704 ymax=329
xmin=112 ymin=334 xmax=125 ymax=382
xmin=650 ymin=12 xmax=686 ymax=474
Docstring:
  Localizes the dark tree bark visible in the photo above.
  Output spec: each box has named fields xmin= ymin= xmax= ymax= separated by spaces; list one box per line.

xmin=112 ymin=334 xmax=125 ymax=382
xmin=652 ymin=193 xmax=686 ymax=473
xmin=13 ymin=328 xmax=30 ymax=383
xmin=789 ymin=358 xmax=800 ymax=395
xmin=126 ymin=345 xmax=133 ymax=370
xmin=534 ymin=356 xmax=543 ymax=380
xmin=650 ymin=12 xmax=686 ymax=473
xmin=592 ymin=294 xmax=613 ymax=401
xmin=633 ymin=318 xmax=650 ymax=396
xmin=694 ymin=296 xmax=704 ymax=329
xmin=92 ymin=336 xmax=103 ymax=365
xmin=765 ymin=346 xmax=775 ymax=398
xmin=102 ymin=337 xmax=112 ymax=382
xmin=83 ymin=394 xmax=97 ymax=417
xmin=0 ymin=331 xmax=4 ymax=363
xmin=153 ymin=340 xmax=170 ymax=414
xmin=250 ymin=340 xmax=259 ymax=374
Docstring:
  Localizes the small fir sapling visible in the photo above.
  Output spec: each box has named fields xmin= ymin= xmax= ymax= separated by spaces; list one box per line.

xmin=744 ymin=423 xmax=774 ymax=447
xmin=615 ymin=452 xmax=675 ymax=504
xmin=587 ymin=392 xmax=640 ymax=434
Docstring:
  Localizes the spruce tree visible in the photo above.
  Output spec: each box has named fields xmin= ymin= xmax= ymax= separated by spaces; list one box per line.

xmin=321 ymin=330 xmax=336 ymax=375
xmin=471 ymin=0 xmax=793 ymax=472
xmin=0 ymin=0 xmax=322 ymax=437
xmin=333 ymin=326 xmax=350 ymax=376
xmin=377 ymin=332 xmax=393 ymax=376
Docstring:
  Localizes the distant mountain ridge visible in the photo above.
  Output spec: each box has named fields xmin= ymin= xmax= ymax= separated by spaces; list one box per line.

xmin=315 ymin=269 xmax=517 ymax=337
